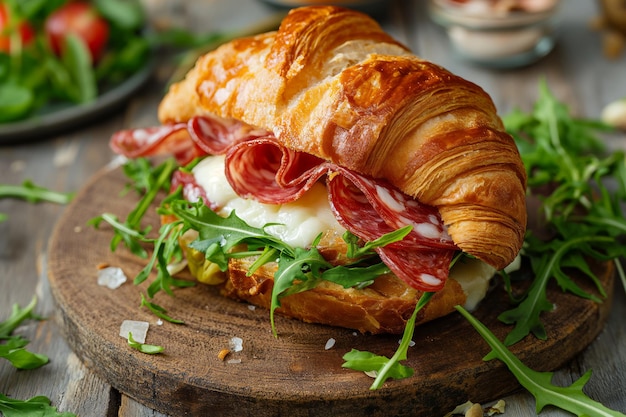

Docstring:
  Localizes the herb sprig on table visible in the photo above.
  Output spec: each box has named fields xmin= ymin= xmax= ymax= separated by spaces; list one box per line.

xmin=0 ymin=393 xmax=76 ymax=417
xmin=0 ymin=296 xmax=48 ymax=370
xmin=0 ymin=180 xmax=74 ymax=222
xmin=457 ymin=306 xmax=626 ymax=417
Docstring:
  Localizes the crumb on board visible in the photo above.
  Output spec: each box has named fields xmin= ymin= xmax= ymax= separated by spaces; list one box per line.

xmin=444 ymin=400 xmax=506 ymax=417
xmin=218 ymin=349 xmax=230 ymax=361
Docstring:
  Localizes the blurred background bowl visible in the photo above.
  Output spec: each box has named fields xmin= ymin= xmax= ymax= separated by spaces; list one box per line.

xmin=428 ymin=0 xmax=561 ymax=68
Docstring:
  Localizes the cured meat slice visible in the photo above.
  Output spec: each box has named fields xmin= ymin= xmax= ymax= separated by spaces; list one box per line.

xmin=110 ymin=123 xmax=200 ymax=164
xmin=377 ymin=246 xmax=455 ymax=292
xmin=327 ymin=171 xmax=456 ymax=291
xmin=224 ymin=137 xmax=328 ymax=204
xmin=330 ymin=168 xmax=455 ymax=249
xmin=170 ymin=170 xmax=216 ymax=210
xmin=187 ymin=114 xmax=271 ymax=155
xmin=111 ymin=115 xmax=271 ymax=165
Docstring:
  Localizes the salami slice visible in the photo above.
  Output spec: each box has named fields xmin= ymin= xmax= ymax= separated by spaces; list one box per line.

xmin=110 ymin=115 xmax=272 ymax=165
xmin=224 ymin=137 xmax=328 ymax=204
xmin=188 ymin=114 xmax=271 ymax=155
xmin=327 ymin=170 xmax=456 ymax=291
xmin=170 ymin=170 xmax=217 ymax=211
xmin=110 ymin=123 xmax=198 ymax=164
xmin=377 ymin=246 xmax=454 ymax=292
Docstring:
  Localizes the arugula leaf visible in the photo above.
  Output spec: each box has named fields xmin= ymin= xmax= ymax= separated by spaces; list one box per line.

xmin=61 ymin=34 xmax=96 ymax=103
xmin=342 ymin=292 xmax=433 ymax=390
xmin=0 ymin=336 xmax=49 ymax=369
xmin=172 ymin=201 xmax=294 ymax=258
xmin=499 ymin=235 xmax=615 ymax=346
xmin=0 ymin=296 xmax=49 ymax=369
xmin=457 ymin=305 xmax=626 ymax=417
xmin=0 ymin=179 xmax=74 ymax=214
xmin=127 ymin=332 xmax=164 ymax=355
xmin=344 ymin=226 xmax=412 ymax=258
xmin=270 ymin=242 xmax=332 ymax=336
xmin=0 ymin=393 xmax=76 ymax=417
xmin=322 ymin=262 xmax=391 ymax=288
xmin=342 ymin=349 xmax=413 ymax=382
xmin=135 ymin=219 xmax=194 ymax=298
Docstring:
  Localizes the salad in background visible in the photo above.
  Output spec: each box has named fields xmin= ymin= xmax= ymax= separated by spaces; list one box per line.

xmin=0 ymin=0 xmax=149 ymax=123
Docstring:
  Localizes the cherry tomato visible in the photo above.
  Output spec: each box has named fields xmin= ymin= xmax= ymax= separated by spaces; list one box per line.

xmin=0 ymin=3 xmax=36 ymax=53
xmin=45 ymin=2 xmax=109 ymax=62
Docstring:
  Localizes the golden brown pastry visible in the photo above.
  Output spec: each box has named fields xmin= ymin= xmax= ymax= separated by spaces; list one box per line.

xmin=158 ymin=5 xmax=527 ymax=271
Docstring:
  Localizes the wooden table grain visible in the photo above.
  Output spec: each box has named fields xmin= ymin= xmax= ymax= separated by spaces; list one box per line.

xmin=1 ymin=1 xmax=625 ymax=416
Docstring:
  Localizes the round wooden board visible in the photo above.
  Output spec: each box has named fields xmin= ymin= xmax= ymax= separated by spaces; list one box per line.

xmin=47 ymin=166 xmax=614 ymax=417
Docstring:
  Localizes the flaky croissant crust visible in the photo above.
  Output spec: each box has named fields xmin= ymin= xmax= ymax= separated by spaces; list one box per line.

xmin=158 ymin=6 xmax=527 ymax=270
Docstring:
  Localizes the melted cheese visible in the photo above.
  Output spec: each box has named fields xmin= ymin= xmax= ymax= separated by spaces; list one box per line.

xmin=193 ymin=155 xmax=345 ymax=248
xmin=192 ymin=155 xmax=508 ymax=309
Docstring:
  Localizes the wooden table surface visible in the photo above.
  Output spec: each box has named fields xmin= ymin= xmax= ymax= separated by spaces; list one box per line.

xmin=1 ymin=1 xmax=625 ymax=416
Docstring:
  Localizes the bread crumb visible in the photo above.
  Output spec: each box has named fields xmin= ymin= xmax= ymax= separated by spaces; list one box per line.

xmin=465 ymin=403 xmax=483 ymax=417
xmin=444 ymin=401 xmax=474 ymax=417
xmin=486 ymin=400 xmax=506 ymax=415
xmin=218 ymin=349 xmax=230 ymax=360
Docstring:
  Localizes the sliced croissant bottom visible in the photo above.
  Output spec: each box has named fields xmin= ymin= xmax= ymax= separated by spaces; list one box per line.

xmin=158 ymin=6 xmax=527 ymax=270
xmin=179 ymin=230 xmax=470 ymax=334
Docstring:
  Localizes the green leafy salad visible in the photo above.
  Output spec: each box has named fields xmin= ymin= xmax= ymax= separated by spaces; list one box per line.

xmin=0 ymin=0 xmax=148 ymax=123
xmin=90 ymin=82 xmax=626 ymax=416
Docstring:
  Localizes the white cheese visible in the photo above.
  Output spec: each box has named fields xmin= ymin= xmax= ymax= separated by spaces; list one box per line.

xmin=192 ymin=155 xmax=345 ymax=248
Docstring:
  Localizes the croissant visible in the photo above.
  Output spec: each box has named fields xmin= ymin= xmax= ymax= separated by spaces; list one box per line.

xmin=158 ymin=5 xmax=527 ymax=271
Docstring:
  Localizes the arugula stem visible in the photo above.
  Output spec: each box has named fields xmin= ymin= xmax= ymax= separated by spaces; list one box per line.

xmin=0 ymin=296 xmax=38 ymax=338
xmin=111 ymin=158 xmax=177 ymax=249
xmin=99 ymin=213 xmax=150 ymax=242
xmin=0 ymin=181 xmax=73 ymax=205
xmin=370 ymin=292 xmax=434 ymax=390
xmin=544 ymin=88 xmax=580 ymax=191
xmin=577 ymin=215 xmax=626 ymax=234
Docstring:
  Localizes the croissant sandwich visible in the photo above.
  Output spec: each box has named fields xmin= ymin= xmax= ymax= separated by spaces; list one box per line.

xmin=109 ymin=6 xmax=527 ymax=334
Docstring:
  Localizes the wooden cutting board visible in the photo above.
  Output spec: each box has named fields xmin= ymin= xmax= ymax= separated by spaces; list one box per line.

xmin=47 ymin=165 xmax=614 ymax=417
